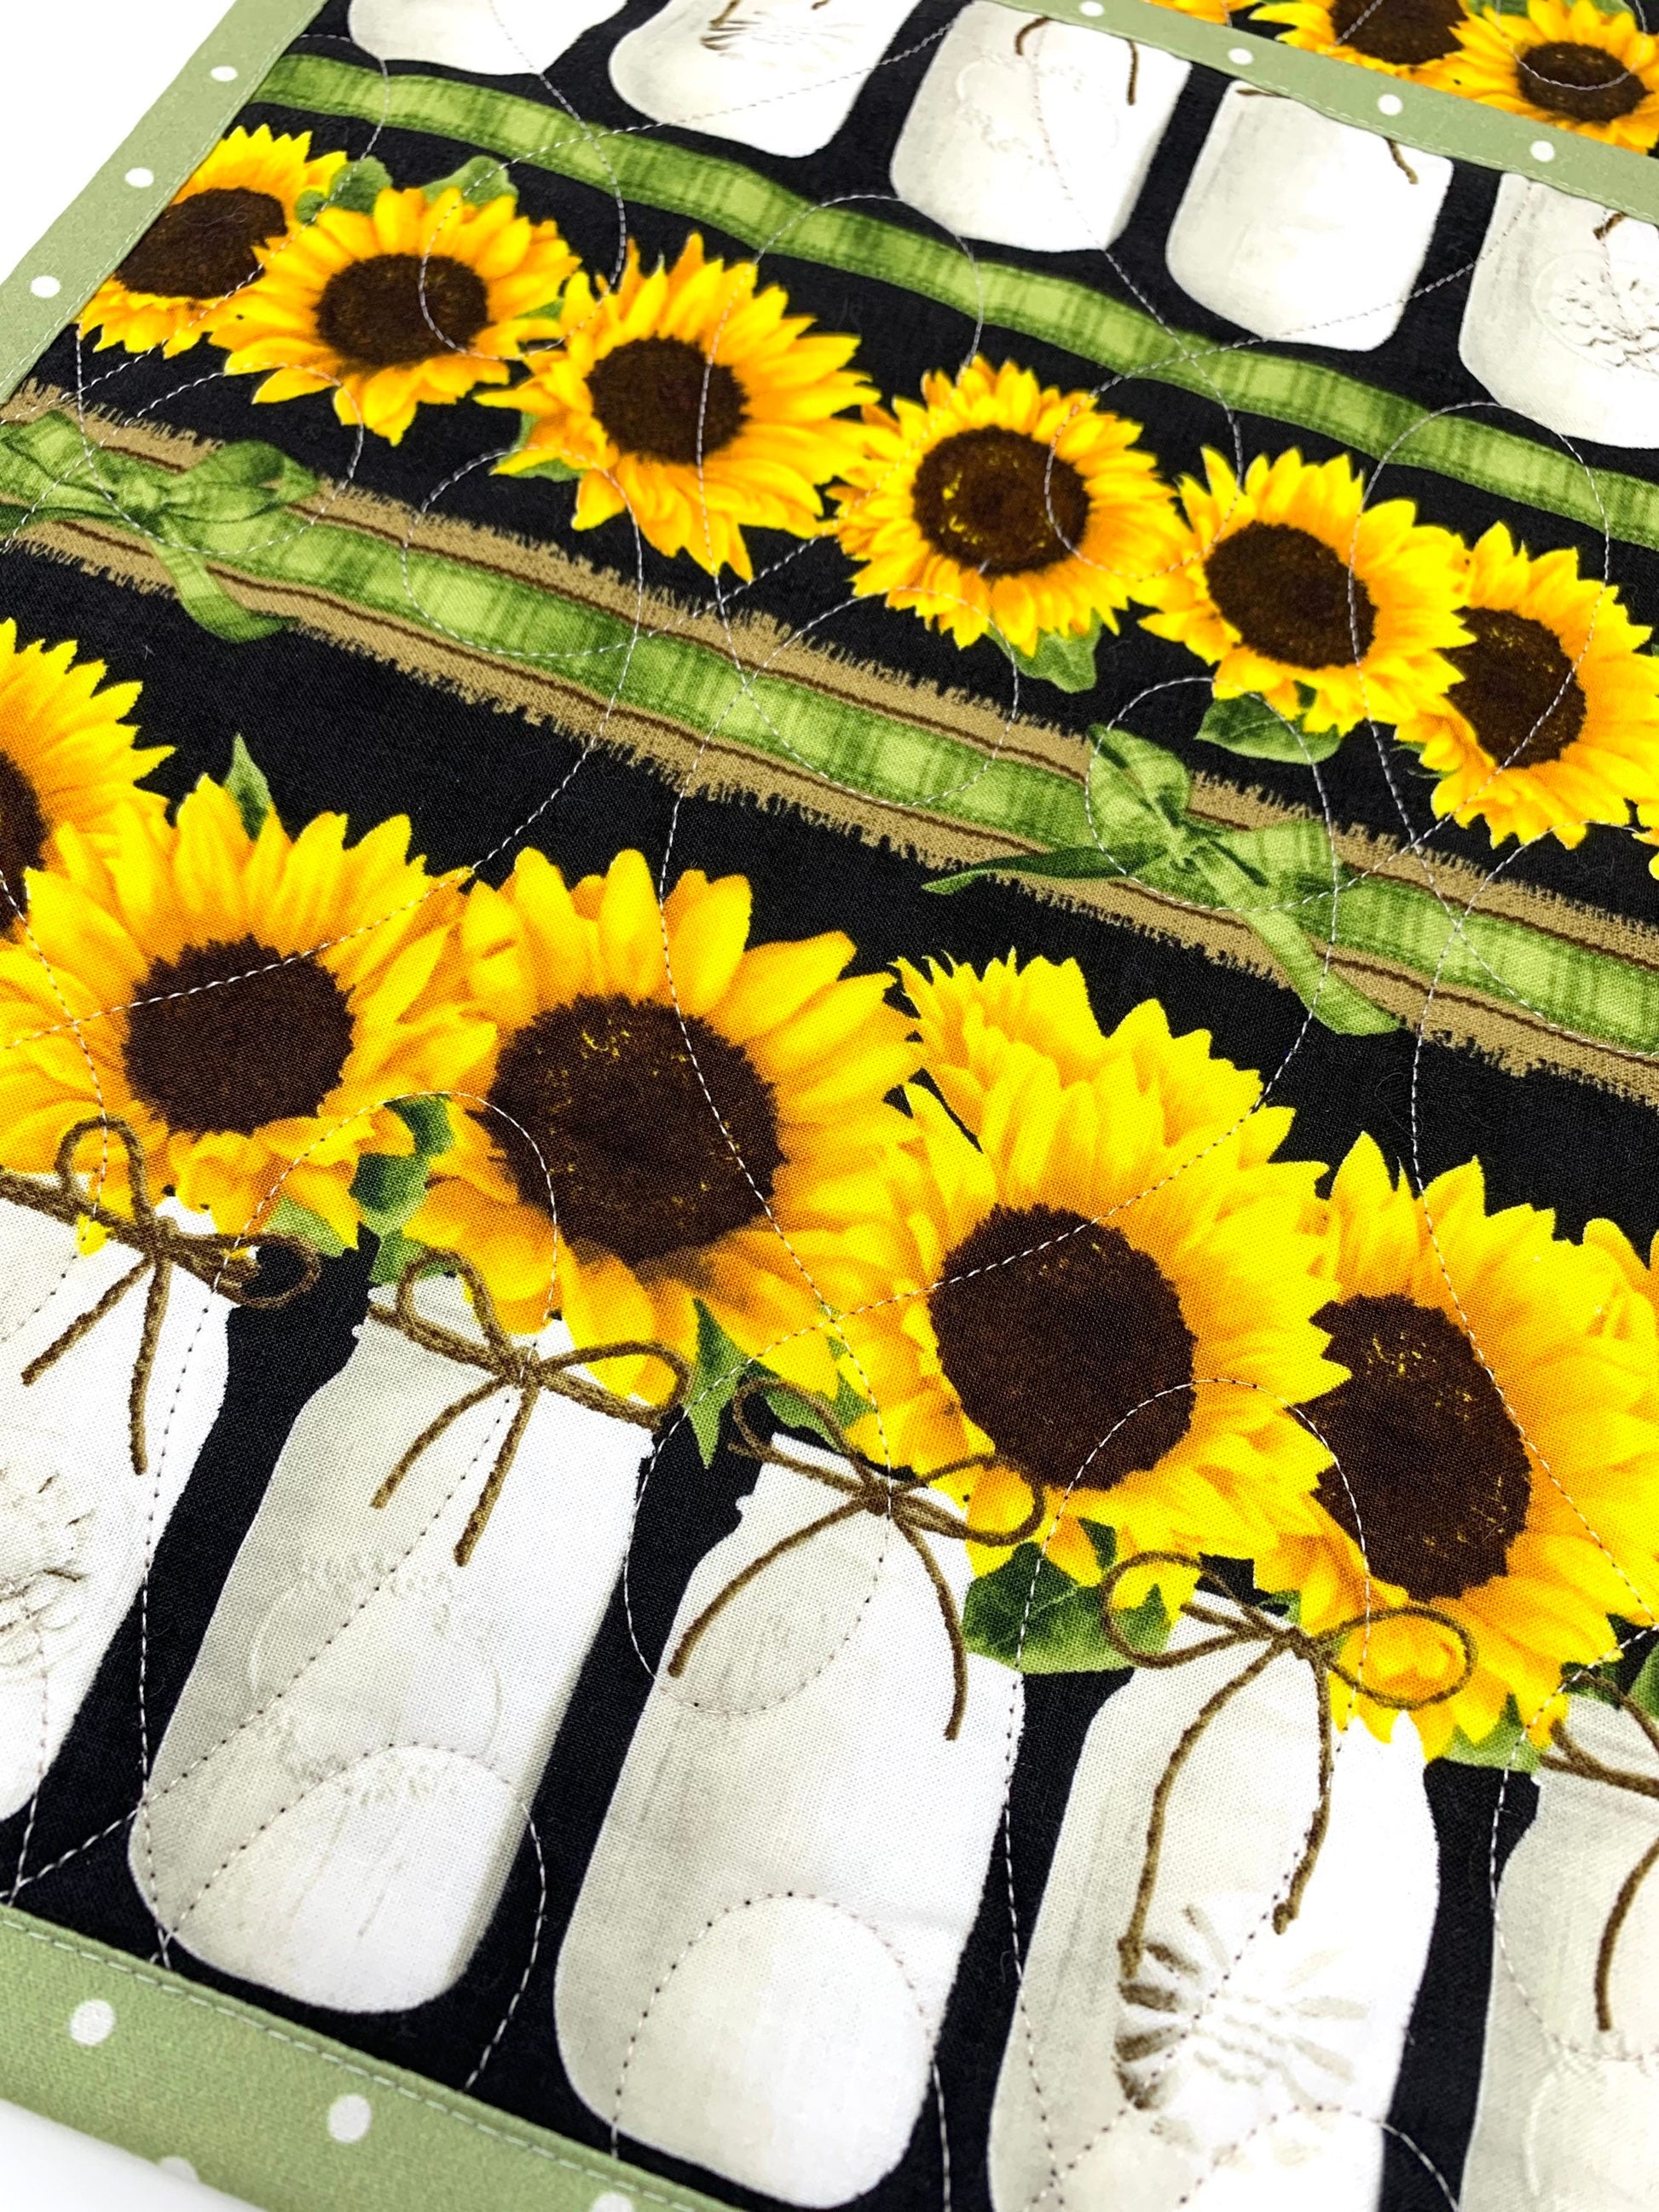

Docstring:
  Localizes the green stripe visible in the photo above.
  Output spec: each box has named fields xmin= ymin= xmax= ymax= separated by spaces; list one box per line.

xmin=256 ymin=55 xmax=1659 ymax=554
xmin=0 ymin=1904 xmax=732 ymax=2212
xmin=12 ymin=424 xmax=1658 ymax=1065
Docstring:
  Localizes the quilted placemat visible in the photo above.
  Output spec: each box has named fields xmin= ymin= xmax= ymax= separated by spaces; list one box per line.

xmin=3 ymin=3 xmax=1659 ymax=2208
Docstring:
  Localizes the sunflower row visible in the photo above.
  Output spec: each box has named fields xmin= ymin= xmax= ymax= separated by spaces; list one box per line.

xmin=1242 ymin=0 xmax=1659 ymax=152
xmin=77 ymin=130 xmax=1659 ymax=858
xmin=1 ymin=618 xmax=1656 ymax=1764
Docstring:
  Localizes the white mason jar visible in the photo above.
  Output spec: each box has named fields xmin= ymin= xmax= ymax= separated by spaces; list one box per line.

xmin=609 ymin=0 xmax=922 ymax=158
xmin=0 ymin=1202 xmax=229 ymax=1822
xmin=131 ymin=1276 xmax=650 ymax=2014
xmin=1460 ymin=1699 xmax=1659 ymax=2212
xmin=556 ymin=1448 xmax=1022 ymax=2208
xmin=1165 ymin=85 xmax=1451 ymax=352
xmin=988 ymin=1626 xmax=1439 ymax=2212
xmin=348 ymin=0 xmax=625 ymax=71
xmin=1460 ymin=176 xmax=1659 ymax=448
xmin=888 ymin=5 xmax=1188 ymax=253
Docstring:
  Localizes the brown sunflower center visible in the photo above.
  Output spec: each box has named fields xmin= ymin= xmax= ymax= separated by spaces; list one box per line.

xmin=484 ymin=995 xmax=782 ymax=1265
xmin=315 ymin=253 xmax=490 ymax=367
xmin=1205 ymin=521 xmax=1378 ymax=669
xmin=1310 ymin=1293 xmax=1533 ymax=1601
xmin=586 ymin=338 xmax=747 ymax=465
xmin=910 ymin=428 xmax=1091 ymax=579
xmin=928 ymin=1203 xmax=1196 ymax=1493
xmin=1517 ymin=39 xmax=1645 ymax=123
xmin=0 ymin=752 xmax=49 ymax=912
xmin=1328 ymin=0 xmax=1463 ymax=65
xmin=117 ymin=187 xmax=287 ymax=299
xmin=1446 ymin=606 xmax=1587 ymax=768
xmin=122 ymin=935 xmax=355 ymax=1139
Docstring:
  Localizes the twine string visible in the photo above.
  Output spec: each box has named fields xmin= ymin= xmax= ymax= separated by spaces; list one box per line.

xmin=664 ymin=1378 xmax=1045 ymax=1741
xmin=1097 ymin=1551 xmax=1476 ymax=2002
xmin=0 ymin=1117 xmax=319 ymax=1474
xmin=1541 ymin=1687 xmax=1659 ymax=2034
xmin=367 ymin=1251 xmax=689 ymax=1567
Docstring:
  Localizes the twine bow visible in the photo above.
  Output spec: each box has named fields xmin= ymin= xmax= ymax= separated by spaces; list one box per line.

xmin=0 ymin=1117 xmax=320 ymax=1475
xmin=1541 ymin=1689 xmax=1659 ymax=2034
xmin=1097 ymin=1551 xmax=1476 ymax=1995
xmin=367 ymin=1252 xmax=689 ymax=1567
xmin=664 ymin=1380 xmax=1045 ymax=1740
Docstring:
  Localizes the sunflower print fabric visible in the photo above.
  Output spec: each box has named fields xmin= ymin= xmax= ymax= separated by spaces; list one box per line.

xmin=9 ymin=4 xmax=1659 ymax=2212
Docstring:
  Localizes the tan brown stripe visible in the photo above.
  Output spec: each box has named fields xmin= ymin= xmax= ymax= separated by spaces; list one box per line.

xmin=10 ymin=385 xmax=1659 ymax=1109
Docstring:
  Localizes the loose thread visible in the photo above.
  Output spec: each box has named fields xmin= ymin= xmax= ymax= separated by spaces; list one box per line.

xmin=664 ymin=1379 xmax=1043 ymax=1740
xmin=1386 ymin=141 xmax=1419 ymax=185
xmin=1541 ymin=1688 xmax=1659 ymax=2033
xmin=1014 ymin=14 xmax=1053 ymax=56
xmin=3 ymin=1118 xmax=318 ymax=1474
xmin=367 ymin=1251 xmax=689 ymax=1567
xmin=1096 ymin=1550 xmax=1475 ymax=2063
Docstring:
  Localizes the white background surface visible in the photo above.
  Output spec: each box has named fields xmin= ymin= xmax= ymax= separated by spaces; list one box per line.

xmin=2 ymin=3 xmax=258 ymax=2205
xmin=0 ymin=0 xmax=240 ymax=286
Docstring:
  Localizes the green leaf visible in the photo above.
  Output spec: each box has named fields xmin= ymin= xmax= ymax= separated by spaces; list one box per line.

xmin=369 ymin=1228 xmax=429 ymax=1287
xmin=992 ymin=615 xmax=1102 ymax=696
xmin=302 ymin=157 xmax=393 ymax=220
xmin=222 ymin=736 xmax=274 ymax=840
xmin=683 ymin=1302 xmax=766 ymax=1465
xmin=424 ymin=154 xmax=517 ymax=205
xmin=390 ymin=1094 xmax=452 ymax=1159
xmin=1630 ymin=1645 xmax=1659 ymax=1718
xmin=501 ymin=412 xmax=580 ymax=481
xmin=262 ymin=1193 xmax=348 ymax=1258
xmin=962 ymin=1545 xmax=1126 ymax=1673
xmin=351 ymin=1100 xmax=454 ymax=1239
xmin=506 ymin=453 xmax=581 ymax=482
xmin=962 ymin=1543 xmax=1172 ymax=1675
xmin=1194 ymin=690 xmax=1344 ymax=765
xmin=1442 ymin=1696 xmax=1542 ymax=1772
xmin=350 ymin=1150 xmax=433 ymax=1234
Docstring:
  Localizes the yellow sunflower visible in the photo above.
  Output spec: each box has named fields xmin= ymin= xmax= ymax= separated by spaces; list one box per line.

xmin=1256 ymin=1135 xmax=1659 ymax=1759
xmin=0 ymin=780 xmax=487 ymax=1242
xmin=895 ymin=950 xmax=1264 ymax=1159
xmin=214 ymin=185 xmax=578 ymax=444
xmin=1150 ymin=0 xmax=1234 ymax=20
xmin=830 ymin=357 xmax=1176 ymax=658
xmin=1392 ymin=523 xmax=1659 ymax=847
xmin=482 ymin=235 xmax=870 ymax=579
xmin=1251 ymin=0 xmax=1469 ymax=73
xmin=1425 ymin=0 xmax=1659 ymax=148
xmin=818 ymin=973 xmax=1340 ymax=1586
xmin=1138 ymin=448 xmax=1469 ymax=735
xmin=405 ymin=848 xmax=916 ymax=1395
xmin=0 ymin=621 xmax=169 ymax=921
xmin=78 ymin=128 xmax=347 ymax=357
